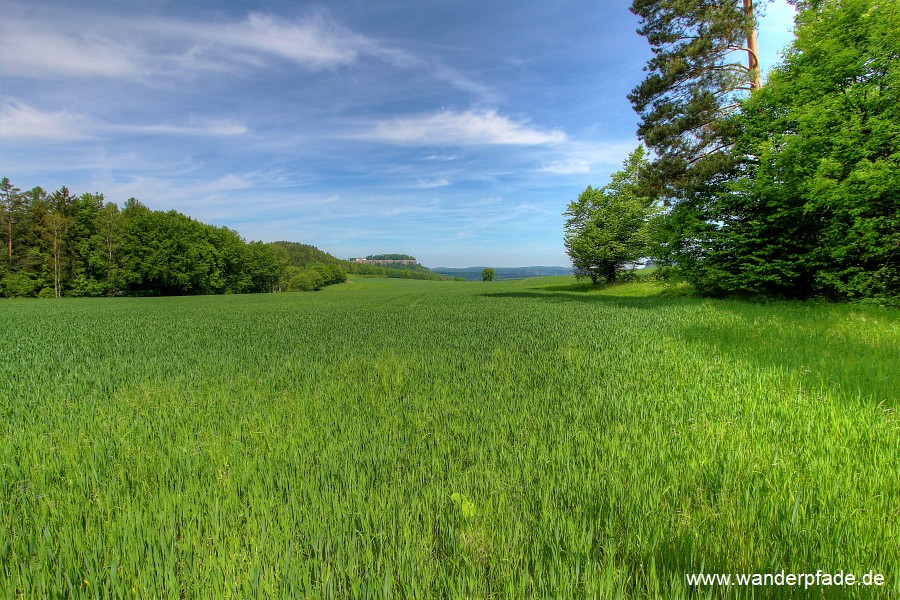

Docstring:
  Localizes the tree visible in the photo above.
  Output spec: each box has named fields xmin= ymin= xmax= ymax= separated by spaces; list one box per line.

xmin=18 ymin=187 xmax=50 ymax=290
xmin=628 ymin=1 xmax=766 ymax=290
xmin=41 ymin=212 xmax=71 ymax=298
xmin=481 ymin=268 xmax=494 ymax=282
xmin=0 ymin=178 xmax=22 ymax=267
xmin=563 ymin=147 xmax=660 ymax=284
xmin=629 ymin=0 xmax=763 ymax=201
xmin=718 ymin=0 xmax=900 ymax=299
xmin=95 ymin=202 xmax=125 ymax=292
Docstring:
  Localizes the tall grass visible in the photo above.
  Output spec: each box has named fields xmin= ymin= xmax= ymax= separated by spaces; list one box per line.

xmin=1 ymin=278 xmax=897 ymax=598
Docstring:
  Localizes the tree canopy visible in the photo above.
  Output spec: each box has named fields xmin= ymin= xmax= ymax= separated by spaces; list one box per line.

xmin=0 ymin=183 xmax=321 ymax=297
xmin=628 ymin=0 xmax=761 ymax=204
xmin=564 ymin=147 xmax=659 ymax=284
xmin=627 ymin=0 xmax=899 ymax=302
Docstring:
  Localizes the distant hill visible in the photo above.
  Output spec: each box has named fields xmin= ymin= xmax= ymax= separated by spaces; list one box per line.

xmin=431 ymin=266 xmax=574 ymax=281
xmin=268 ymin=242 xmax=460 ymax=281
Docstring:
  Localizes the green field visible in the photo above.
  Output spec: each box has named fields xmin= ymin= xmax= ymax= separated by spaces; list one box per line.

xmin=2 ymin=277 xmax=898 ymax=598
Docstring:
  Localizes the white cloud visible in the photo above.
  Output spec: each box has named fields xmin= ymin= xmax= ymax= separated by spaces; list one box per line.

xmin=110 ymin=120 xmax=248 ymax=137
xmin=0 ymin=99 xmax=247 ymax=142
xmin=181 ymin=12 xmax=370 ymax=71
xmin=0 ymin=100 xmax=87 ymax=140
xmin=540 ymin=140 xmax=638 ymax=175
xmin=358 ymin=109 xmax=566 ymax=146
xmin=0 ymin=24 xmax=141 ymax=78
xmin=413 ymin=178 xmax=451 ymax=189
xmin=0 ymin=7 xmax=407 ymax=80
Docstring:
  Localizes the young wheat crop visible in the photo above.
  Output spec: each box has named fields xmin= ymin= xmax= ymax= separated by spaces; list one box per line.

xmin=1 ymin=278 xmax=897 ymax=598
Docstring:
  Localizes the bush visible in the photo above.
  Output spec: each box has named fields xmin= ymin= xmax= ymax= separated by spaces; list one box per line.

xmin=288 ymin=269 xmax=325 ymax=292
xmin=1 ymin=272 xmax=39 ymax=297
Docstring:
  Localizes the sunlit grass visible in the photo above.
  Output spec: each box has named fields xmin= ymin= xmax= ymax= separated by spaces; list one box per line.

xmin=1 ymin=277 xmax=897 ymax=598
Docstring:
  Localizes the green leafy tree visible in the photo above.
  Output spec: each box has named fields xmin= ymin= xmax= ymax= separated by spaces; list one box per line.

xmin=481 ymin=268 xmax=494 ymax=282
xmin=564 ymin=147 xmax=660 ymax=284
xmin=287 ymin=268 xmax=325 ymax=292
xmin=95 ymin=202 xmax=125 ymax=292
xmin=244 ymin=241 xmax=283 ymax=292
xmin=718 ymin=0 xmax=900 ymax=300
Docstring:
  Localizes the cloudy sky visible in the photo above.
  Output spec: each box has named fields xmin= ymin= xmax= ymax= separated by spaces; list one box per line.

xmin=0 ymin=0 xmax=796 ymax=267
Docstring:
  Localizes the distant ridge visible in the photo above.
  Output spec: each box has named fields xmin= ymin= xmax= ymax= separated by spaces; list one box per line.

xmin=431 ymin=266 xmax=573 ymax=281
xmin=269 ymin=242 xmax=459 ymax=281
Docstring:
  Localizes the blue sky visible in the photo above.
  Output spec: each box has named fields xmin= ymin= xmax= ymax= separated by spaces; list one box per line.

xmin=0 ymin=0 xmax=796 ymax=267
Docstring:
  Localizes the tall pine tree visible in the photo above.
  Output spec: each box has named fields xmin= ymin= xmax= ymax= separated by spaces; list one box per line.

xmin=629 ymin=0 xmax=762 ymax=202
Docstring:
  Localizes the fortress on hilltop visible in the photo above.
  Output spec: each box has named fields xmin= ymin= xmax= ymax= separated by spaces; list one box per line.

xmin=350 ymin=254 xmax=418 ymax=266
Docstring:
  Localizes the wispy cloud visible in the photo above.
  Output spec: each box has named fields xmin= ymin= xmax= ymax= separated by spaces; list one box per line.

xmin=109 ymin=120 xmax=249 ymax=137
xmin=0 ymin=7 xmax=399 ymax=80
xmin=0 ymin=100 xmax=87 ymax=140
xmin=412 ymin=178 xmax=451 ymax=189
xmin=539 ymin=140 xmax=638 ymax=175
xmin=0 ymin=23 xmax=141 ymax=78
xmin=168 ymin=11 xmax=373 ymax=72
xmin=357 ymin=109 xmax=566 ymax=146
xmin=0 ymin=100 xmax=247 ymax=141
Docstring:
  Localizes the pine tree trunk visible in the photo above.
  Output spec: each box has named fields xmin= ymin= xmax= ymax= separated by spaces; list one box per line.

xmin=744 ymin=0 xmax=762 ymax=89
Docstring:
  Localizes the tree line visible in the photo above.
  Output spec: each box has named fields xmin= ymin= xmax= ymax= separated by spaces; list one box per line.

xmin=565 ymin=0 xmax=898 ymax=303
xmin=0 ymin=183 xmax=351 ymax=298
xmin=0 ymin=182 xmax=285 ymax=297
xmin=0 ymin=184 xmax=461 ymax=299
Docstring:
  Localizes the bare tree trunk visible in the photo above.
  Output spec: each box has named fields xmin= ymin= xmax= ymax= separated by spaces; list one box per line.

xmin=6 ymin=217 xmax=11 ymax=266
xmin=54 ymin=236 xmax=60 ymax=298
xmin=744 ymin=0 xmax=762 ymax=89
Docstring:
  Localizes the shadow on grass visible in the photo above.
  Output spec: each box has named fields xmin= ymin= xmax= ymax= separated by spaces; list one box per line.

xmin=478 ymin=286 xmax=696 ymax=310
xmin=480 ymin=287 xmax=900 ymax=405
xmin=676 ymin=301 xmax=900 ymax=405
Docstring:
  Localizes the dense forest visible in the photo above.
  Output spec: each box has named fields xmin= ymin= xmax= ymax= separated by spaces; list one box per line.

xmin=0 ymin=182 xmax=454 ymax=298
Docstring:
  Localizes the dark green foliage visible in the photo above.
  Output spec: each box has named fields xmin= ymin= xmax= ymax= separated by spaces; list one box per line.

xmin=481 ymin=268 xmax=494 ymax=282
xmin=713 ymin=0 xmax=899 ymax=300
xmin=733 ymin=0 xmax=899 ymax=300
xmin=628 ymin=0 xmax=757 ymax=203
xmin=346 ymin=262 xmax=455 ymax=281
xmin=0 ymin=178 xmax=23 ymax=268
xmin=635 ymin=0 xmax=899 ymax=302
xmin=0 ymin=181 xmax=303 ymax=297
xmin=269 ymin=241 xmax=346 ymax=269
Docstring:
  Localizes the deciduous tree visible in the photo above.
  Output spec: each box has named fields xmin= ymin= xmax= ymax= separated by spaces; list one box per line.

xmin=722 ymin=0 xmax=900 ymax=299
xmin=564 ymin=147 xmax=659 ymax=284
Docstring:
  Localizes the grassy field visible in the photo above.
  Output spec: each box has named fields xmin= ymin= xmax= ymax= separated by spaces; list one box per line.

xmin=1 ymin=277 xmax=897 ymax=598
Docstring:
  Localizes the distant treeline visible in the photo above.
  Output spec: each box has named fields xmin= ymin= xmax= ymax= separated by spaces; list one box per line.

xmin=0 ymin=179 xmax=457 ymax=298
xmin=432 ymin=266 xmax=574 ymax=281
